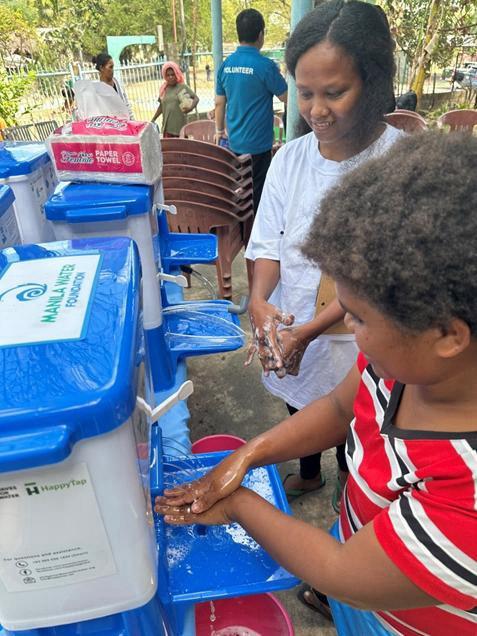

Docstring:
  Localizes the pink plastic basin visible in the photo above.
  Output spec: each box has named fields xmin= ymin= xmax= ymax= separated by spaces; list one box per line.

xmin=191 ymin=434 xmax=246 ymax=453
xmin=195 ymin=593 xmax=295 ymax=635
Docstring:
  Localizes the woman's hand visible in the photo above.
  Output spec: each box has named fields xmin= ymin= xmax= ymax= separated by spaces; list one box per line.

xmin=155 ymin=487 xmax=248 ymax=526
xmin=156 ymin=447 xmax=251 ymax=514
xmin=245 ymin=298 xmax=294 ymax=375
xmin=276 ymin=326 xmax=311 ymax=376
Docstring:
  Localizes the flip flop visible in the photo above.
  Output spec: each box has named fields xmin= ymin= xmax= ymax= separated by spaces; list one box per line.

xmin=282 ymin=473 xmax=326 ymax=502
xmin=297 ymin=584 xmax=333 ymax=622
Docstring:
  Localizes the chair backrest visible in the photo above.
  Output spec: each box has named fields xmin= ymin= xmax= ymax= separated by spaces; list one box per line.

xmin=3 ymin=124 xmax=37 ymax=142
xmin=35 ymin=120 xmax=59 ymax=140
xmin=165 ymin=200 xmax=244 ymax=234
xmin=162 ymin=188 xmax=253 ymax=218
xmin=179 ymin=120 xmax=216 ymax=142
xmin=162 ymin=137 xmax=251 ymax=169
xmin=163 ymin=164 xmax=248 ymax=190
xmin=437 ymin=109 xmax=477 ymax=133
xmin=162 ymin=176 xmax=253 ymax=202
xmin=384 ymin=112 xmax=427 ymax=133
xmin=162 ymin=150 xmax=252 ymax=181
xmin=394 ymin=109 xmax=427 ymax=124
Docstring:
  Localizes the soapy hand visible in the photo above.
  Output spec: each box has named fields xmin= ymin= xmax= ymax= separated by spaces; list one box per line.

xmin=155 ymin=488 xmax=248 ymax=526
xmin=276 ymin=326 xmax=309 ymax=377
xmin=245 ymin=299 xmax=294 ymax=376
xmin=155 ymin=449 xmax=249 ymax=515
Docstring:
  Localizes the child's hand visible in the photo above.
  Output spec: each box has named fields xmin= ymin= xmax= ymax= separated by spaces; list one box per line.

xmin=155 ymin=489 xmax=246 ymax=526
xmin=245 ymin=299 xmax=294 ymax=375
xmin=158 ymin=448 xmax=250 ymax=514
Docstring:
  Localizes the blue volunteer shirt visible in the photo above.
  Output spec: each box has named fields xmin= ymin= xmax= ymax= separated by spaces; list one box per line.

xmin=216 ymin=46 xmax=288 ymax=155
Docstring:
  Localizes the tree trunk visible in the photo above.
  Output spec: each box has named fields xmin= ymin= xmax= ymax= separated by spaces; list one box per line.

xmin=410 ymin=0 xmax=442 ymax=104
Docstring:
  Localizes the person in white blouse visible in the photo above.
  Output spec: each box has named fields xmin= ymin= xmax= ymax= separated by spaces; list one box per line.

xmin=245 ymin=0 xmax=405 ymax=530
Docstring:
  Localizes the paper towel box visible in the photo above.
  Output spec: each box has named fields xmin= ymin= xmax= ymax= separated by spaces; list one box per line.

xmin=48 ymin=117 xmax=162 ymax=185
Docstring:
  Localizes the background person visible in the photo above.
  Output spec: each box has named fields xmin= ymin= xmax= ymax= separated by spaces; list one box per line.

xmin=156 ymin=130 xmax=477 ymax=636
xmin=244 ymin=0 xmax=403 ymax=526
xmin=151 ymin=61 xmax=199 ymax=137
xmin=215 ymin=8 xmax=288 ymax=211
xmin=92 ymin=52 xmax=133 ymax=118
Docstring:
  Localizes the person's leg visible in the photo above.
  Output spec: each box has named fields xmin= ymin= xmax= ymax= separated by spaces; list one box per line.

xmin=251 ymin=150 xmax=272 ymax=212
xmin=283 ymin=403 xmax=325 ymax=495
xmin=332 ymin=443 xmax=349 ymax=514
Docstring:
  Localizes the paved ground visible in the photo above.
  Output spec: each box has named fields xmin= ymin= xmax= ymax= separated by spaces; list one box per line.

xmin=184 ymin=252 xmax=338 ymax=635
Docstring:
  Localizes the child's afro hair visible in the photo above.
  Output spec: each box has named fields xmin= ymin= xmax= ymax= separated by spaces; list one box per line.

xmin=301 ymin=131 xmax=477 ymax=335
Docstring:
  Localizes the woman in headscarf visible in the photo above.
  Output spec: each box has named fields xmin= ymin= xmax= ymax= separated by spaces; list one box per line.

xmin=151 ymin=61 xmax=199 ymax=137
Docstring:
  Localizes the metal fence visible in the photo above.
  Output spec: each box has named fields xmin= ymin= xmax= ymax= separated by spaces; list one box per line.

xmin=13 ymin=54 xmax=219 ymax=125
xmin=9 ymin=49 xmax=455 ymax=126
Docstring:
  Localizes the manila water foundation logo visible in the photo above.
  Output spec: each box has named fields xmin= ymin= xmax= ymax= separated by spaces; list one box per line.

xmin=0 ymin=283 xmax=47 ymax=302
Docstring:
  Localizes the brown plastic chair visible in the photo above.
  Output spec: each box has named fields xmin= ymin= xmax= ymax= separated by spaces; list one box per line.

xmin=163 ymin=163 xmax=251 ymax=191
xmin=163 ymin=188 xmax=254 ymax=218
xmin=162 ymin=150 xmax=252 ymax=182
xmin=165 ymin=199 xmax=253 ymax=299
xmin=384 ymin=112 xmax=427 ymax=133
xmin=162 ymin=137 xmax=251 ymax=170
xmin=179 ymin=120 xmax=216 ymax=142
xmin=437 ymin=109 xmax=477 ymax=133
xmin=163 ymin=176 xmax=253 ymax=203
xmin=394 ymin=109 xmax=427 ymax=123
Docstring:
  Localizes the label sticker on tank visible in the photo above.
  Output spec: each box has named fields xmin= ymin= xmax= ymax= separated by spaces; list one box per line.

xmin=0 ymin=462 xmax=117 ymax=591
xmin=0 ymin=253 xmax=101 ymax=347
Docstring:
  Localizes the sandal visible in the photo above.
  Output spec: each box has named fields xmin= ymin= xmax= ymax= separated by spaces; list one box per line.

xmin=283 ymin=473 xmax=326 ymax=502
xmin=297 ymin=584 xmax=333 ymax=622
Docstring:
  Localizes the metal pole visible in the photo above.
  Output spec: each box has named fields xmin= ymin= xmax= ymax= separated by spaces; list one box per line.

xmin=211 ymin=0 xmax=223 ymax=87
xmin=286 ymin=0 xmax=314 ymax=141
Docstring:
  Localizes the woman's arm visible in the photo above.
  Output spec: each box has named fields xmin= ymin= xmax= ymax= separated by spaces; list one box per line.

xmin=151 ymin=103 xmax=162 ymax=123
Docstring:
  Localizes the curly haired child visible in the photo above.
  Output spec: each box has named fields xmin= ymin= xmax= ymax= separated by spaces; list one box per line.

xmin=156 ymin=131 xmax=477 ymax=635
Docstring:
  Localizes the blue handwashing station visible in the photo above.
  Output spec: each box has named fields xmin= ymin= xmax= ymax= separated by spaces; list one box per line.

xmin=0 ymin=140 xmax=298 ymax=636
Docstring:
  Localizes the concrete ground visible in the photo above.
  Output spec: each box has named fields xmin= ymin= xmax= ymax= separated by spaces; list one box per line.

xmin=183 ymin=251 xmax=338 ymax=636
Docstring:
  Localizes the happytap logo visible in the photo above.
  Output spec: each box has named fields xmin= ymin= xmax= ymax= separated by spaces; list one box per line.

xmin=0 ymin=283 xmax=47 ymax=302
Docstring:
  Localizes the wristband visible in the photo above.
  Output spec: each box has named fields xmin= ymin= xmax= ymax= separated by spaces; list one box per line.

xmin=215 ymin=129 xmax=225 ymax=134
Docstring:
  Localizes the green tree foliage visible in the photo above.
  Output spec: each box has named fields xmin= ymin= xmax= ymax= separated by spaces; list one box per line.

xmin=0 ymin=67 xmax=36 ymax=125
xmin=378 ymin=0 xmax=476 ymax=98
xmin=0 ymin=5 xmax=39 ymax=60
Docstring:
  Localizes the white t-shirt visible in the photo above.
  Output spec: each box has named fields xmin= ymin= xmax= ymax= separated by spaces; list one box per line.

xmin=245 ymin=124 xmax=405 ymax=409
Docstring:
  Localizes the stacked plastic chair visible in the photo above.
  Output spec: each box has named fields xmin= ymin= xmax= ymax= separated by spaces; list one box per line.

xmin=161 ymin=137 xmax=254 ymax=299
xmin=384 ymin=109 xmax=428 ymax=133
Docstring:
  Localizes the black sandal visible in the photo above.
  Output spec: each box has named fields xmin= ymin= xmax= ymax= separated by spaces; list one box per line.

xmin=297 ymin=584 xmax=333 ymax=622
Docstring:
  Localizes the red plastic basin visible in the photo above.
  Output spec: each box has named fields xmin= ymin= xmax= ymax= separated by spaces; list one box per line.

xmin=195 ymin=593 xmax=295 ymax=635
xmin=191 ymin=434 xmax=246 ymax=453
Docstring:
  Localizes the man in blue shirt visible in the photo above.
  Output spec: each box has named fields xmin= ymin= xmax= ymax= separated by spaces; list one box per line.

xmin=215 ymin=9 xmax=288 ymax=211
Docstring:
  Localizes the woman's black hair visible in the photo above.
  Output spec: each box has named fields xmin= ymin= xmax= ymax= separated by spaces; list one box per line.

xmin=92 ymin=53 xmax=112 ymax=71
xmin=285 ymin=0 xmax=396 ymax=148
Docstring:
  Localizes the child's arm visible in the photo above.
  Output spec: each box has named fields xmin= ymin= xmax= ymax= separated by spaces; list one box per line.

xmin=160 ymin=487 xmax=437 ymax=611
xmin=157 ymin=364 xmax=358 ymax=513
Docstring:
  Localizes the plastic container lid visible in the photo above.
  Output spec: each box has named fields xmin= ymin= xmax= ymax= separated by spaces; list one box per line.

xmin=0 ymin=236 xmax=141 ymax=473
xmin=45 ymin=182 xmax=154 ymax=223
xmin=0 ymin=142 xmax=51 ymax=178
xmin=0 ymin=186 xmax=15 ymax=216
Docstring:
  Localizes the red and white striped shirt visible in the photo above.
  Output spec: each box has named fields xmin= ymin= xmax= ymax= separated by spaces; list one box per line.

xmin=340 ymin=354 xmax=477 ymax=635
